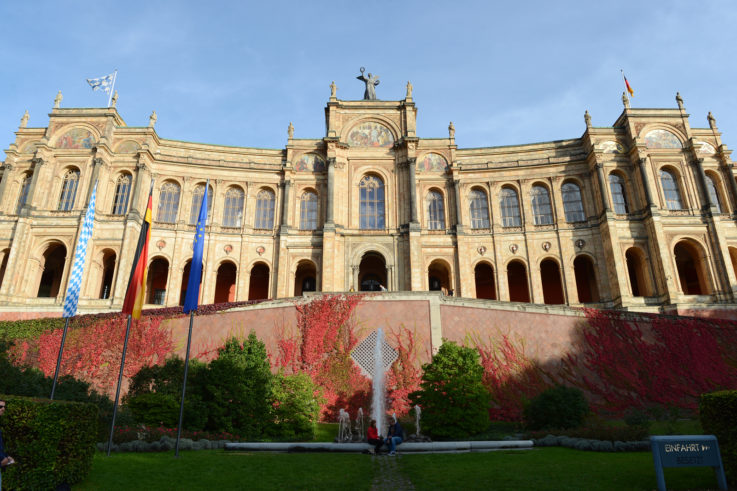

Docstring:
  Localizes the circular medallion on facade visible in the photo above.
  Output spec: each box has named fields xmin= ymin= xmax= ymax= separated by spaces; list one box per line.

xmin=256 ymin=246 xmax=266 ymax=256
xmin=542 ymin=241 xmax=551 ymax=251
xmin=509 ymin=243 xmax=518 ymax=254
xmin=477 ymin=245 xmax=487 ymax=256
xmin=224 ymin=244 xmax=233 ymax=255
xmin=156 ymin=239 xmax=166 ymax=250
xmin=575 ymin=239 xmax=586 ymax=250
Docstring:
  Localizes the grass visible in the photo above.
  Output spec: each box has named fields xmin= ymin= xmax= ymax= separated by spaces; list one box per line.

xmin=77 ymin=447 xmax=722 ymax=490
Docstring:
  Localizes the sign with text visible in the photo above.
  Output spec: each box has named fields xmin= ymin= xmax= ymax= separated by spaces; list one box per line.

xmin=650 ymin=435 xmax=728 ymax=491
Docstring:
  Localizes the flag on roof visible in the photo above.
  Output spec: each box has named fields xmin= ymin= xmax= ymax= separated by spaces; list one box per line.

xmin=87 ymin=72 xmax=115 ymax=94
xmin=622 ymin=71 xmax=634 ymax=97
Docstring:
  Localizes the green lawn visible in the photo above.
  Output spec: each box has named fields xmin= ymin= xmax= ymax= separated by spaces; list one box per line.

xmin=77 ymin=447 xmax=722 ymax=490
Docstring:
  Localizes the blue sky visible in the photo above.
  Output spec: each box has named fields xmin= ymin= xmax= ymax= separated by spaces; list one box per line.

xmin=2 ymin=1 xmax=736 ymax=159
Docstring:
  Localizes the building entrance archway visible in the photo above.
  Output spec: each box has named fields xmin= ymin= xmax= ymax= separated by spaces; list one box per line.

xmin=147 ymin=258 xmax=169 ymax=305
xmin=474 ymin=262 xmax=496 ymax=299
xmin=574 ymin=255 xmax=599 ymax=303
xmin=507 ymin=260 xmax=530 ymax=303
xmin=625 ymin=247 xmax=651 ymax=297
xmin=248 ymin=262 xmax=270 ymax=300
xmin=674 ymin=240 xmax=710 ymax=295
xmin=215 ymin=262 xmax=237 ymax=303
xmin=358 ymin=252 xmax=386 ymax=291
xmin=294 ymin=260 xmax=317 ymax=296
xmin=428 ymin=259 xmax=452 ymax=295
xmin=37 ymin=243 xmax=67 ymax=298
xmin=540 ymin=258 xmax=565 ymax=304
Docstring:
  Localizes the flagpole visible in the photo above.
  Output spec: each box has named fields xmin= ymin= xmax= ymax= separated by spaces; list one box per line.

xmin=107 ymin=313 xmax=133 ymax=456
xmin=175 ymin=310 xmax=195 ymax=457
xmin=108 ymin=70 xmax=118 ymax=107
xmin=50 ymin=316 xmax=71 ymax=399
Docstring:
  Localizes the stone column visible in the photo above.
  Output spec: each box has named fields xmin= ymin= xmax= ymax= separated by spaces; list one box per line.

xmin=280 ymin=179 xmax=291 ymax=230
xmin=721 ymin=161 xmax=737 ymax=214
xmin=595 ymin=163 xmax=611 ymax=213
xmin=129 ymin=160 xmax=148 ymax=218
xmin=326 ymin=157 xmax=335 ymax=225
xmin=86 ymin=157 xmax=104 ymax=205
xmin=453 ymin=179 xmax=463 ymax=233
xmin=637 ymin=158 xmax=656 ymax=208
xmin=23 ymin=157 xmax=46 ymax=214
xmin=387 ymin=264 xmax=394 ymax=291
xmin=0 ymin=160 xmax=15 ymax=213
xmin=352 ymin=265 xmax=359 ymax=291
xmin=692 ymin=158 xmax=713 ymax=210
xmin=408 ymin=158 xmax=418 ymax=224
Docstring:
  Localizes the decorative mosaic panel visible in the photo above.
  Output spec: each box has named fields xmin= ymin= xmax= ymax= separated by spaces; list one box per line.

xmin=417 ymin=153 xmax=449 ymax=172
xmin=599 ymin=140 xmax=625 ymax=154
xmin=21 ymin=141 xmax=39 ymax=153
xmin=116 ymin=140 xmax=141 ymax=153
xmin=294 ymin=153 xmax=326 ymax=172
xmin=644 ymin=129 xmax=682 ymax=149
xmin=696 ymin=141 xmax=716 ymax=154
xmin=347 ymin=122 xmax=394 ymax=147
xmin=56 ymin=127 xmax=94 ymax=149
xmin=350 ymin=329 xmax=398 ymax=379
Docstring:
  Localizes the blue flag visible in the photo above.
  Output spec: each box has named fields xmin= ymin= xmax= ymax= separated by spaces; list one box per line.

xmin=183 ymin=184 xmax=208 ymax=313
xmin=62 ymin=181 xmax=98 ymax=318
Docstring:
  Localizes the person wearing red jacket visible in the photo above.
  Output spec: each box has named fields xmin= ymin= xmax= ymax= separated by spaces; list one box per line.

xmin=366 ymin=419 xmax=384 ymax=455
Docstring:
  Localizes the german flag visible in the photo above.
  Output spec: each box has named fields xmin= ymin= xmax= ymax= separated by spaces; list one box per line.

xmin=122 ymin=183 xmax=153 ymax=319
xmin=621 ymin=70 xmax=634 ymax=98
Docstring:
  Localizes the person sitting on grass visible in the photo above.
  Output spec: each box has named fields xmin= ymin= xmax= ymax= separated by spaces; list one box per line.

xmin=366 ymin=419 xmax=383 ymax=455
xmin=385 ymin=419 xmax=404 ymax=456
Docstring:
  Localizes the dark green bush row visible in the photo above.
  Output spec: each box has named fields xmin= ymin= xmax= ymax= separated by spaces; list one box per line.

xmin=700 ymin=390 xmax=737 ymax=485
xmin=0 ymin=395 xmax=98 ymax=490
xmin=125 ymin=332 xmax=321 ymax=441
xmin=524 ymin=385 xmax=589 ymax=431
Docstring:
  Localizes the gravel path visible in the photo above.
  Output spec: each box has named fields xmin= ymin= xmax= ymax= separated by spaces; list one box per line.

xmin=370 ymin=454 xmax=415 ymax=491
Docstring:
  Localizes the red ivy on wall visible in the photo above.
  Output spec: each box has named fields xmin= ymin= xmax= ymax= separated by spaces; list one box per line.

xmin=562 ymin=309 xmax=737 ymax=416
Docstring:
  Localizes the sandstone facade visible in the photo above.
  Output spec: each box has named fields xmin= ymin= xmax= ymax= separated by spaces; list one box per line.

xmin=1 ymin=88 xmax=736 ymax=316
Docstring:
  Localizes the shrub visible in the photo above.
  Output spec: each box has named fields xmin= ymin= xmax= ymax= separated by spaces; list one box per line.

xmin=409 ymin=341 xmax=490 ymax=440
xmin=0 ymin=395 xmax=98 ymax=490
xmin=269 ymin=372 xmax=322 ymax=441
xmin=204 ymin=333 xmax=272 ymax=439
xmin=125 ymin=357 xmax=208 ymax=430
xmin=524 ymin=385 xmax=588 ymax=431
xmin=700 ymin=390 xmax=737 ymax=484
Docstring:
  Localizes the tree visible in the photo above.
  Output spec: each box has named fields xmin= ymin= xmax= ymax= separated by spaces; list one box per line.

xmin=204 ymin=332 xmax=272 ymax=439
xmin=410 ymin=341 xmax=490 ymax=440
xmin=269 ymin=372 xmax=322 ymax=441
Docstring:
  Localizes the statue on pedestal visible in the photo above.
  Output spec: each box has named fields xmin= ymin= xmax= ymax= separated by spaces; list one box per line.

xmin=356 ymin=67 xmax=380 ymax=100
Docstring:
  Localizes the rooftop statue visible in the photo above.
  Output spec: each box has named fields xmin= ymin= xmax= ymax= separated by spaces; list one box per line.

xmin=356 ymin=67 xmax=380 ymax=100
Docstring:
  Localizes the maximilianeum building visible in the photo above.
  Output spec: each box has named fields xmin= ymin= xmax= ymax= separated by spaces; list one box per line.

xmin=1 ymin=83 xmax=737 ymax=317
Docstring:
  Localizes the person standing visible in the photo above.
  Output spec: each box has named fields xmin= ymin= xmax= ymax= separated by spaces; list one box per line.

xmin=0 ymin=399 xmax=16 ymax=489
xmin=366 ymin=419 xmax=383 ymax=455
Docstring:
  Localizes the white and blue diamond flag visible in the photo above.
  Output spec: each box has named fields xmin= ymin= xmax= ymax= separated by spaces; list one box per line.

xmin=62 ymin=181 xmax=98 ymax=318
xmin=86 ymin=72 xmax=115 ymax=93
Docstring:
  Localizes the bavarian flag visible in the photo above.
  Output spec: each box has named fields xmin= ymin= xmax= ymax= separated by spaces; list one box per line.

xmin=122 ymin=183 xmax=153 ymax=319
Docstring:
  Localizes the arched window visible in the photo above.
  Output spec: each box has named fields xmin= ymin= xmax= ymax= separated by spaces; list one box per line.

xmin=531 ymin=185 xmax=553 ymax=225
xmin=189 ymin=184 xmax=213 ymax=224
xmin=16 ymin=173 xmax=31 ymax=214
xmin=112 ymin=174 xmax=131 ymax=215
xmin=157 ymin=181 xmax=181 ymax=223
xmin=500 ymin=187 xmax=521 ymax=227
xmin=299 ymin=191 xmax=318 ymax=230
xmin=58 ymin=169 xmax=80 ymax=211
xmin=609 ymin=173 xmax=628 ymax=214
xmin=222 ymin=187 xmax=245 ymax=228
xmin=562 ymin=182 xmax=585 ymax=222
xmin=469 ymin=189 xmax=490 ymax=229
xmin=359 ymin=175 xmax=385 ymax=229
xmin=660 ymin=169 xmax=683 ymax=210
xmin=254 ymin=189 xmax=275 ymax=229
xmin=705 ymin=175 xmax=723 ymax=213
xmin=426 ymin=190 xmax=445 ymax=230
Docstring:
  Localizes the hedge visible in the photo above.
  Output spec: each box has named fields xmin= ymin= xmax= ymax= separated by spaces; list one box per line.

xmin=700 ymin=390 xmax=737 ymax=485
xmin=0 ymin=395 xmax=98 ymax=490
